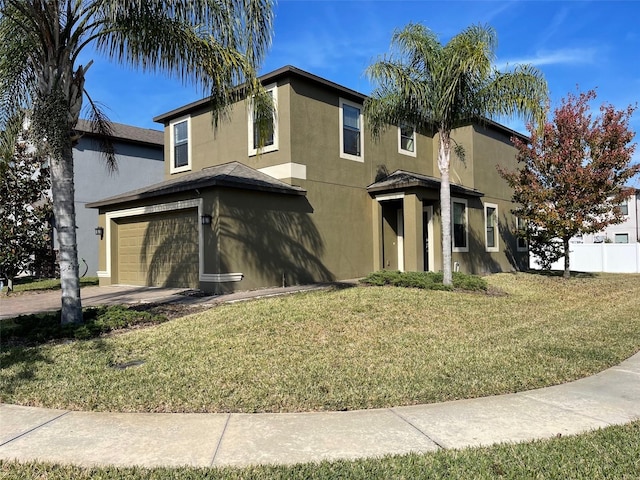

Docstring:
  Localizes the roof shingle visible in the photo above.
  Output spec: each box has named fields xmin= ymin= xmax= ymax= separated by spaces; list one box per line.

xmin=86 ymin=162 xmax=306 ymax=209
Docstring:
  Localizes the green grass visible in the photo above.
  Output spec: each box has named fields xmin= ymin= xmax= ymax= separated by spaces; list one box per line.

xmin=1 ymin=421 xmax=639 ymax=478
xmin=1 ymin=273 xmax=639 ymax=413
xmin=7 ymin=276 xmax=99 ymax=294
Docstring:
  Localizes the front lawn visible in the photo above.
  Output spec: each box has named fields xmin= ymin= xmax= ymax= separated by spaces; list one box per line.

xmin=2 ymin=421 xmax=639 ymax=478
xmin=5 ymin=276 xmax=99 ymax=294
xmin=1 ymin=273 xmax=639 ymax=413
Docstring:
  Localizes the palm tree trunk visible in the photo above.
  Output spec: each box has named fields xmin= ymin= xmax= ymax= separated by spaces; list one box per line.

xmin=50 ymin=140 xmax=83 ymax=324
xmin=439 ymin=130 xmax=452 ymax=285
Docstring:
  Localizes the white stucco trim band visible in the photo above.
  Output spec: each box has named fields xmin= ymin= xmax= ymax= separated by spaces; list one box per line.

xmin=200 ymin=273 xmax=244 ymax=283
xmin=375 ymin=193 xmax=405 ymax=202
xmin=258 ymin=162 xmax=307 ymax=180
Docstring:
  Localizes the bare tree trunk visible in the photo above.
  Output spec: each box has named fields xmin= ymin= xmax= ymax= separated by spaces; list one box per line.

xmin=439 ymin=130 xmax=453 ymax=285
xmin=50 ymin=140 xmax=83 ymax=324
xmin=563 ymin=237 xmax=571 ymax=279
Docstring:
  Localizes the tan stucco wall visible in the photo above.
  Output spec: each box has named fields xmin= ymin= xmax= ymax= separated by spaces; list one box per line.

xmin=214 ymin=187 xmax=329 ymax=291
xmin=143 ymin=72 xmax=530 ymax=291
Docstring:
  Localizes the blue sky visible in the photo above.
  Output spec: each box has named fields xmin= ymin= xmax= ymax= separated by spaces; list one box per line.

xmin=80 ymin=0 xmax=640 ymax=167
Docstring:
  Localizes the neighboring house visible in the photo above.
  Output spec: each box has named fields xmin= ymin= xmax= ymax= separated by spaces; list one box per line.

xmin=570 ymin=190 xmax=640 ymax=244
xmin=70 ymin=120 xmax=164 ymax=276
xmin=88 ymin=66 xmax=528 ymax=293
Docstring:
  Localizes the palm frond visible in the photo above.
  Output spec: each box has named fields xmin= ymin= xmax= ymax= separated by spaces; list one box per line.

xmin=80 ymin=94 xmax=117 ymax=173
xmin=94 ymin=0 xmax=273 ymax=124
xmin=479 ymin=64 xmax=548 ymax=129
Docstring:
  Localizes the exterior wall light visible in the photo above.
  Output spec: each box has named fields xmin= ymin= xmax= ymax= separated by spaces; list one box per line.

xmin=201 ymin=214 xmax=212 ymax=225
xmin=95 ymin=226 xmax=104 ymax=239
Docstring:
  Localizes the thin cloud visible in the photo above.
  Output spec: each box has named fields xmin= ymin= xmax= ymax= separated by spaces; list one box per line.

xmin=496 ymin=48 xmax=598 ymax=70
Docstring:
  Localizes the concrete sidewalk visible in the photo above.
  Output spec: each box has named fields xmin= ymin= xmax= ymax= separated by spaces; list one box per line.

xmin=1 ymin=352 xmax=639 ymax=468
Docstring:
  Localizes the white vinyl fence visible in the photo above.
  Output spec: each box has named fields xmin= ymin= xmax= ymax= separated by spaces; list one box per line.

xmin=530 ymin=243 xmax=640 ymax=273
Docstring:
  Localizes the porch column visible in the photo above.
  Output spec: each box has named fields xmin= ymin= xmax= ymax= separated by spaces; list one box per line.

xmin=372 ymin=199 xmax=383 ymax=271
xmin=403 ymin=193 xmax=423 ymax=271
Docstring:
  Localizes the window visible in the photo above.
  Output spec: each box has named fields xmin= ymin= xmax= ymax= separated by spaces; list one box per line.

xmin=248 ymin=83 xmax=278 ymax=156
xmin=615 ymin=233 xmax=629 ymax=243
xmin=485 ymin=203 xmax=498 ymax=252
xmin=619 ymin=200 xmax=629 ymax=216
xmin=339 ymin=98 xmax=363 ymax=162
xmin=516 ymin=217 xmax=528 ymax=251
xmin=170 ymin=116 xmax=191 ymax=173
xmin=452 ymin=198 xmax=468 ymax=252
xmin=398 ymin=124 xmax=416 ymax=156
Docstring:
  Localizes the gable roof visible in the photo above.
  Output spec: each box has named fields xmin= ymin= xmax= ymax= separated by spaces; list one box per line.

xmin=86 ymin=161 xmax=306 ymax=209
xmin=75 ymin=119 xmax=163 ymax=148
xmin=367 ymin=170 xmax=484 ymax=198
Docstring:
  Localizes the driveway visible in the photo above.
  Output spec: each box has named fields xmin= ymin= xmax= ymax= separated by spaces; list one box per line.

xmin=0 ymin=286 xmax=192 ymax=320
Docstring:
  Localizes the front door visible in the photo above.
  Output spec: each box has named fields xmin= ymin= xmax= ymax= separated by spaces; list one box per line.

xmin=381 ymin=200 xmax=404 ymax=271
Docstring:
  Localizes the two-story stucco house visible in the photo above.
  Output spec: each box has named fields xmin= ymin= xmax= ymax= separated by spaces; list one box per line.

xmin=570 ymin=190 xmax=640 ymax=244
xmin=87 ymin=66 xmax=528 ymax=293
xmin=71 ymin=120 xmax=164 ymax=276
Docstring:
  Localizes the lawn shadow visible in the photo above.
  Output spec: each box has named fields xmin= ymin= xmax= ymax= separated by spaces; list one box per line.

xmin=526 ymin=269 xmax=597 ymax=279
xmin=0 ymin=345 xmax=52 ymax=396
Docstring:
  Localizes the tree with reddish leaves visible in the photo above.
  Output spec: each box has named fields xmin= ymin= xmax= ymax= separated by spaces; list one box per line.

xmin=499 ymin=90 xmax=639 ymax=278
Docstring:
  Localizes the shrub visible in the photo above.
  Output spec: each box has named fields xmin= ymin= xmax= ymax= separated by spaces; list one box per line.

xmin=361 ymin=270 xmax=487 ymax=292
xmin=452 ymin=272 xmax=488 ymax=291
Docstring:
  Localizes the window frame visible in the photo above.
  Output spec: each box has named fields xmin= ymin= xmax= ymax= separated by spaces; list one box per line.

xmin=339 ymin=97 xmax=364 ymax=162
xmin=516 ymin=216 xmax=529 ymax=252
xmin=398 ymin=123 xmax=417 ymax=157
xmin=248 ymin=82 xmax=278 ymax=156
xmin=452 ymin=197 xmax=469 ymax=253
xmin=615 ymin=233 xmax=629 ymax=244
xmin=484 ymin=203 xmax=499 ymax=252
xmin=169 ymin=116 xmax=192 ymax=174
xmin=619 ymin=200 xmax=629 ymax=216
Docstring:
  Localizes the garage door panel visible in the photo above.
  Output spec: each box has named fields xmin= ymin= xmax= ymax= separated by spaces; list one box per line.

xmin=117 ymin=210 xmax=198 ymax=288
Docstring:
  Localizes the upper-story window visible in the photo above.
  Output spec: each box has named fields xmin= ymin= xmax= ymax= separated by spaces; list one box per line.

xmin=452 ymin=198 xmax=468 ymax=252
xmin=398 ymin=124 xmax=416 ymax=157
xmin=340 ymin=98 xmax=363 ymax=162
xmin=619 ymin=199 xmax=629 ymax=216
xmin=485 ymin=203 xmax=498 ymax=252
xmin=248 ymin=83 xmax=278 ymax=156
xmin=170 ymin=116 xmax=191 ymax=174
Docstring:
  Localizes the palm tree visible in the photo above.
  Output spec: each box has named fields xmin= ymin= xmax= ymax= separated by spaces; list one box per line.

xmin=0 ymin=0 xmax=273 ymax=324
xmin=365 ymin=23 xmax=548 ymax=285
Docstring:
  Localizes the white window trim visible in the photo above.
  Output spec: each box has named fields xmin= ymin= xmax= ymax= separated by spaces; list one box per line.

xmin=339 ymin=97 xmax=364 ymax=162
xmin=484 ymin=203 xmax=499 ymax=252
xmin=398 ymin=124 xmax=417 ymax=157
xmin=516 ymin=216 xmax=528 ymax=252
xmin=452 ymin=197 xmax=469 ymax=253
xmin=248 ymin=82 xmax=278 ymax=156
xmin=169 ymin=116 xmax=192 ymax=174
